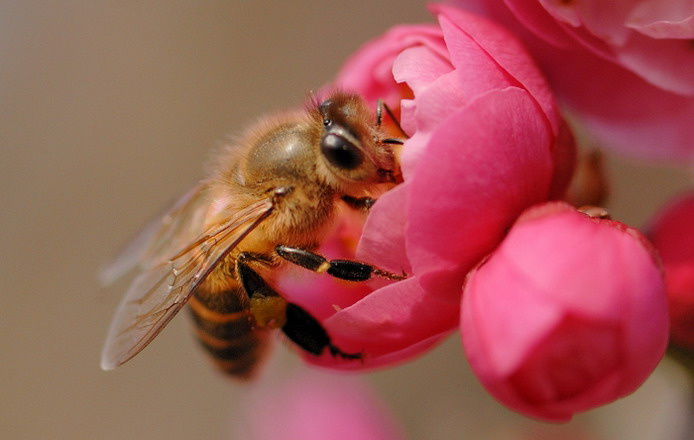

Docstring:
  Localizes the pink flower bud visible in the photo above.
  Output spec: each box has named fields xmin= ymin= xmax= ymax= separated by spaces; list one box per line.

xmin=462 ymin=202 xmax=668 ymax=421
xmin=647 ymin=191 xmax=694 ymax=349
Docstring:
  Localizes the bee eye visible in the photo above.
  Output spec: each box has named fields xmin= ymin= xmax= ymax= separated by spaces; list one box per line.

xmin=321 ymin=133 xmax=364 ymax=170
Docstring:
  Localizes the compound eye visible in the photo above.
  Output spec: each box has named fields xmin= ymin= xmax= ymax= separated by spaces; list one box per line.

xmin=321 ymin=133 xmax=364 ymax=170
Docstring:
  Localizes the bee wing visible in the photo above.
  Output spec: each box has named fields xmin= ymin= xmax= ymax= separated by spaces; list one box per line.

xmin=99 ymin=181 xmax=212 ymax=286
xmin=100 ymin=196 xmax=274 ymax=370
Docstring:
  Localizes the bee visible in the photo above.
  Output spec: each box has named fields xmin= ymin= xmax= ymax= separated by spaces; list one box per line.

xmin=100 ymin=92 xmax=406 ymax=378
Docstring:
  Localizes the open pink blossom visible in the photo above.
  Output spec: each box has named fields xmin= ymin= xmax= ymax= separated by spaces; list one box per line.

xmin=280 ymin=4 xmax=575 ymax=371
xmin=232 ymin=369 xmax=405 ymax=440
xmin=462 ymin=202 xmax=668 ymax=421
xmin=647 ymin=191 xmax=694 ymax=350
xmin=463 ymin=0 xmax=694 ymax=161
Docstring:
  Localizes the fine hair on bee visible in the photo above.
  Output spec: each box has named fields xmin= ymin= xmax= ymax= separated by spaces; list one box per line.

xmin=100 ymin=90 xmax=407 ymax=378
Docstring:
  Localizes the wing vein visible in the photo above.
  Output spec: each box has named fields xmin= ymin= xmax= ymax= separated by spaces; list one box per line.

xmin=100 ymin=192 xmax=275 ymax=370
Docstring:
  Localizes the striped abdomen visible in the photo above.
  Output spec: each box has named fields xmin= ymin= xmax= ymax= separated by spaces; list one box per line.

xmin=188 ymin=283 xmax=268 ymax=378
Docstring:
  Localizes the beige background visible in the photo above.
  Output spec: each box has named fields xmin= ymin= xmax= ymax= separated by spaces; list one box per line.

xmin=2 ymin=2 xmax=693 ymax=439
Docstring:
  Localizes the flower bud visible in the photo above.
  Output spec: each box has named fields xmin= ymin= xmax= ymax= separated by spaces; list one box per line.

xmin=647 ymin=192 xmax=694 ymax=349
xmin=462 ymin=202 xmax=668 ymax=421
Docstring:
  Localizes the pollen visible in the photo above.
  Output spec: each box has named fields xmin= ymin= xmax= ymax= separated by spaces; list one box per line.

xmin=250 ymin=295 xmax=287 ymax=329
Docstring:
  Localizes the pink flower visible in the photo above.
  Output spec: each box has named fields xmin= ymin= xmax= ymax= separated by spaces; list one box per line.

xmin=647 ymin=191 xmax=694 ymax=350
xmin=277 ymin=7 xmax=668 ymax=420
xmin=280 ymin=5 xmax=575 ymax=370
xmin=462 ymin=202 xmax=668 ymax=421
xmin=463 ymin=0 xmax=694 ymax=161
xmin=232 ymin=369 xmax=405 ymax=440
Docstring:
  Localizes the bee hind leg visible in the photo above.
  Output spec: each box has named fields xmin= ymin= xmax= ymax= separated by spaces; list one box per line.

xmin=275 ymin=245 xmax=407 ymax=281
xmin=283 ymin=303 xmax=362 ymax=360
xmin=236 ymin=253 xmax=361 ymax=360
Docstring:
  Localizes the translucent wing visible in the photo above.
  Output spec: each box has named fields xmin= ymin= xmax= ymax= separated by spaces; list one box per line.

xmin=100 ymin=196 xmax=274 ymax=370
xmin=99 ymin=181 xmax=212 ymax=286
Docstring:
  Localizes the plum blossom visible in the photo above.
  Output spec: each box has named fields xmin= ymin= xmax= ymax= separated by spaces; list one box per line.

xmin=461 ymin=0 xmax=694 ymax=161
xmin=647 ymin=191 xmax=694 ymax=350
xmin=462 ymin=202 xmax=668 ymax=421
xmin=280 ymin=4 xmax=575 ymax=370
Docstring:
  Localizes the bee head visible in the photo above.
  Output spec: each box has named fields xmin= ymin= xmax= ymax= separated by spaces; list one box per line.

xmin=316 ymin=93 xmax=398 ymax=186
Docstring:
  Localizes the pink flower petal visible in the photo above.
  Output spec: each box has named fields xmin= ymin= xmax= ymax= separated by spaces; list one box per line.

xmin=334 ymin=24 xmax=445 ymax=107
xmin=540 ymin=0 xmax=694 ymax=94
xmin=543 ymin=45 xmax=694 ymax=161
xmin=540 ymin=0 xmax=637 ymax=45
xmin=303 ymin=330 xmax=450 ymax=372
xmin=664 ymin=264 xmax=694 ymax=348
xmin=406 ymin=87 xmax=553 ymax=297
xmin=433 ymin=3 xmax=562 ymax=135
xmin=491 ymin=0 xmax=591 ymax=49
xmin=489 ymin=0 xmax=694 ymax=94
xmin=614 ymin=29 xmax=694 ymax=96
xmin=463 ymin=252 xmax=565 ymax=377
xmin=397 ymin=70 xmax=470 ymax=178
xmin=392 ymin=45 xmax=454 ymax=97
xmin=626 ymin=0 xmax=694 ymax=39
xmin=463 ymin=0 xmax=694 ymax=159
xmin=647 ymin=191 xmax=694 ymax=349
xmin=356 ymin=183 xmax=412 ymax=278
xmin=236 ymin=370 xmax=405 ymax=440
xmin=504 ymin=316 xmax=624 ymax=419
xmin=300 ymin=277 xmax=458 ymax=370
xmin=646 ymin=192 xmax=694 ymax=264
xmin=437 ymin=15 xmax=517 ymax=101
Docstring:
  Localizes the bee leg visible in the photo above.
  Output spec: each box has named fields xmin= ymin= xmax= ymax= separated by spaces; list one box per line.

xmin=341 ymin=195 xmax=376 ymax=211
xmin=236 ymin=253 xmax=287 ymax=329
xmin=283 ymin=303 xmax=362 ymax=360
xmin=275 ymin=245 xmax=407 ymax=282
xmin=236 ymin=254 xmax=361 ymax=360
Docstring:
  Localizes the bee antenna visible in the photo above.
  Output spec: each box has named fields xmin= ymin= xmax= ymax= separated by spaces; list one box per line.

xmin=381 ymin=138 xmax=404 ymax=145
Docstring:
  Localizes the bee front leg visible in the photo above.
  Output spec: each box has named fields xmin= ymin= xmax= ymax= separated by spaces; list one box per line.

xmin=275 ymin=245 xmax=407 ymax=281
xmin=236 ymin=253 xmax=360 ymax=360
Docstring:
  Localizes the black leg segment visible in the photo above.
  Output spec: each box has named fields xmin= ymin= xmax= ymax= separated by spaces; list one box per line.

xmin=236 ymin=253 xmax=289 ymax=329
xmin=275 ymin=245 xmax=407 ymax=282
xmin=274 ymin=247 xmax=328 ymax=273
xmin=327 ymin=260 xmax=372 ymax=281
xmin=236 ymin=253 xmax=277 ymax=299
xmin=236 ymin=252 xmax=362 ymax=360
xmin=282 ymin=303 xmax=361 ymax=360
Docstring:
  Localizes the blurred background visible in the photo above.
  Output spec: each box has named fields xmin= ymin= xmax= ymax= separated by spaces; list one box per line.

xmin=2 ymin=1 xmax=693 ymax=439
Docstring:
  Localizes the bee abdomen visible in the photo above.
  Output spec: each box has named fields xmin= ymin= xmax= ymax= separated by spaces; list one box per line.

xmin=188 ymin=288 xmax=266 ymax=378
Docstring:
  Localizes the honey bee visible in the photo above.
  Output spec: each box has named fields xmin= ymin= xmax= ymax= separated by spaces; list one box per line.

xmin=100 ymin=92 xmax=406 ymax=378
